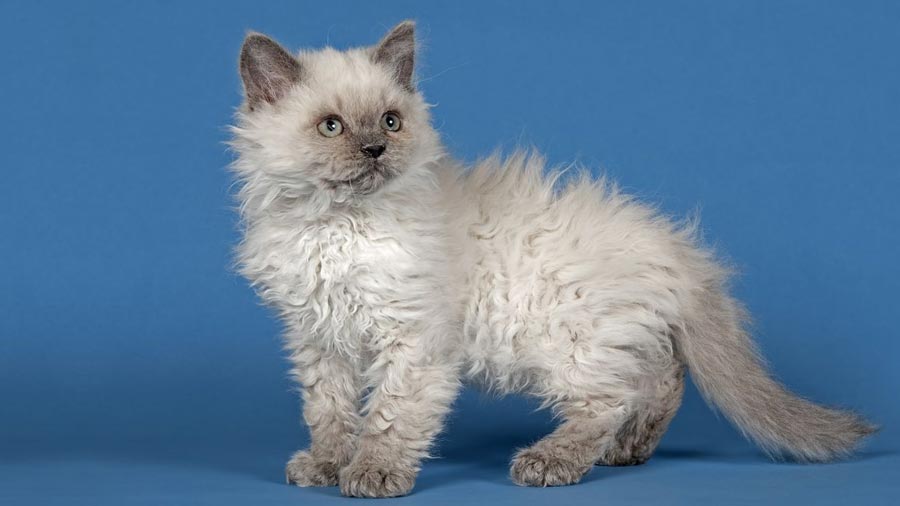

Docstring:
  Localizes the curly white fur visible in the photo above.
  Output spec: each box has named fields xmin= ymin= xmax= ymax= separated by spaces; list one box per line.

xmin=231 ymin=21 xmax=874 ymax=498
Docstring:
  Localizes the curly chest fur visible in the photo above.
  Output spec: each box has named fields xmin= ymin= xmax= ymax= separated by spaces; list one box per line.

xmin=242 ymin=214 xmax=432 ymax=356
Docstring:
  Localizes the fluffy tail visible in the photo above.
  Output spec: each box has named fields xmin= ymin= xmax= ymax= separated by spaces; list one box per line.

xmin=677 ymin=285 xmax=876 ymax=462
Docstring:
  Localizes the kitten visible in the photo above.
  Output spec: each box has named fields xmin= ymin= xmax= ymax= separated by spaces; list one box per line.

xmin=230 ymin=21 xmax=875 ymax=498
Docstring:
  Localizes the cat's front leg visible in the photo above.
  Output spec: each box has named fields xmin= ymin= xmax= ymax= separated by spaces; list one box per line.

xmin=285 ymin=342 xmax=361 ymax=487
xmin=339 ymin=331 xmax=460 ymax=498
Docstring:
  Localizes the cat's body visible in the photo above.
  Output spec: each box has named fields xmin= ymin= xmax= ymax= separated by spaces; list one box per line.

xmin=231 ymin=21 xmax=874 ymax=498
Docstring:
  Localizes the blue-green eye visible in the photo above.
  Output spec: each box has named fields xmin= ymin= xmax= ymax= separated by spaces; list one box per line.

xmin=380 ymin=112 xmax=402 ymax=132
xmin=317 ymin=117 xmax=343 ymax=137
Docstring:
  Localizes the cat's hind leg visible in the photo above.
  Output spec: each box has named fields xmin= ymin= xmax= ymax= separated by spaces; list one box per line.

xmin=509 ymin=304 xmax=680 ymax=486
xmin=597 ymin=366 xmax=684 ymax=466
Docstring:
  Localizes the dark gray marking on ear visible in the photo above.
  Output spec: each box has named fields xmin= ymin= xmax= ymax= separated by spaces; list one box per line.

xmin=372 ymin=20 xmax=416 ymax=92
xmin=239 ymin=33 xmax=301 ymax=110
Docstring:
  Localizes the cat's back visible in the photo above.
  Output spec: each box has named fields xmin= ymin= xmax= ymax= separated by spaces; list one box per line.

xmin=456 ymin=151 xmax=690 ymax=277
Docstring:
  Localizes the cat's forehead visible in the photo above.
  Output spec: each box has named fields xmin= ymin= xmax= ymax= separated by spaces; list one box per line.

xmin=297 ymin=48 xmax=406 ymax=114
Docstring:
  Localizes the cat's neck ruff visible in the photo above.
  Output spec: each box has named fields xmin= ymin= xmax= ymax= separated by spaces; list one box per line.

xmin=237 ymin=158 xmax=443 ymax=232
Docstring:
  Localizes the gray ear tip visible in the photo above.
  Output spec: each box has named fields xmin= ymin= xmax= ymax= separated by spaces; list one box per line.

xmin=392 ymin=20 xmax=416 ymax=35
xmin=243 ymin=31 xmax=260 ymax=41
xmin=242 ymin=32 xmax=285 ymax=57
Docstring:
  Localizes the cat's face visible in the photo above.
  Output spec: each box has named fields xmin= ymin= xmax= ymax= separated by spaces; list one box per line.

xmin=234 ymin=21 xmax=441 ymax=202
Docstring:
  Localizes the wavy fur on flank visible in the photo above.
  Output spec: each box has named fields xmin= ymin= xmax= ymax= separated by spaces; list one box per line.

xmin=230 ymin=21 xmax=874 ymax=498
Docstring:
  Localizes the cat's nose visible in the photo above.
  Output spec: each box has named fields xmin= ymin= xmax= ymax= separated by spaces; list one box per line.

xmin=361 ymin=144 xmax=386 ymax=159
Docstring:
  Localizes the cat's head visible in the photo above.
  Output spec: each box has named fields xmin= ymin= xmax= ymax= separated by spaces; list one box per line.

xmin=232 ymin=21 xmax=441 ymax=207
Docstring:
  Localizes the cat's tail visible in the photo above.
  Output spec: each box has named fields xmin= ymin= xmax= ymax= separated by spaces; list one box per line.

xmin=676 ymin=281 xmax=876 ymax=462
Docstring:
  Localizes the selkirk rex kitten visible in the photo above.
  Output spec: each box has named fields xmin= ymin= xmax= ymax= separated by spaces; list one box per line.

xmin=230 ymin=21 xmax=875 ymax=498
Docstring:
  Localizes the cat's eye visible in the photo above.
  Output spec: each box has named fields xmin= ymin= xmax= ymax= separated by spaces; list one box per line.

xmin=380 ymin=112 xmax=402 ymax=132
xmin=317 ymin=117 xmax=344 ymax=137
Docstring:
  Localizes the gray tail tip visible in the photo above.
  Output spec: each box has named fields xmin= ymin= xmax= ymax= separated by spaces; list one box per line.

xmin=850 ymin=412 xmax=880 ymax=438
xmin=858 ymin=419 xmax=880 ymax=437
xmin=800 ymin=414 xmax=879 ymax=463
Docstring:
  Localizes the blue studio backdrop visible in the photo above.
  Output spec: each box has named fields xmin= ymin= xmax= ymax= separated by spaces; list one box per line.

xmin=1 ymin=1 xmax=898 ymax=505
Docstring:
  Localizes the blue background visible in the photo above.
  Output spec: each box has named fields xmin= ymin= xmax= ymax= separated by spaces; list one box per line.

xmin=2 ymin=1 xmax=898 ymax=504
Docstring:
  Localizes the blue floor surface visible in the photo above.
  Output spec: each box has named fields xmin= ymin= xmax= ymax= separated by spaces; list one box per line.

xmin=3 ymin=447 xmax=897 ymax=506
xmin=3 ymin=387 xmax=896 ymax=505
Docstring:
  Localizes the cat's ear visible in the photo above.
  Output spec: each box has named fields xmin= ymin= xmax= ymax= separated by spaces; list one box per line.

xmin=239 ymin=32 xmax=301 ymax=110
xmin=372 ymin=20 xmax=416 ymax=91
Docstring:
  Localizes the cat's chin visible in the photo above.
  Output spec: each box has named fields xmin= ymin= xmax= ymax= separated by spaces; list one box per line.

xmin=324 ymin=164 xmax=396 ymax=196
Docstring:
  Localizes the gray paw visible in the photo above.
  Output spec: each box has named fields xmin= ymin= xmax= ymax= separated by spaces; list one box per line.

xmin=285 ymin=450 xmax=340 ymax=487
xmin=339 ymin=459 xmax=415 ymax=498
xmin=597 ymin=449 xmax=650 ymax=466
xmin=599 ymin=455 xmax=649 ymax=466
xmin=597 ymin=454 xmax=650 ymax=466
xmin=510 ymin=447 xmax=591 ymax=487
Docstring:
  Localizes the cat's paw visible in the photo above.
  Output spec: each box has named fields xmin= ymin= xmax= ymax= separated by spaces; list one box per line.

xmin=510 ymin=446 xmax=591 ymax=487
xmin=597 ymin=446 xmax=651 ymax=466
xmin=597 ymin=454 xmax=649 ymax=466
xmin=285 ymin=450 xmax=340 ymax=487
xmin=338 ymin=459 xmax=416 ymax=498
